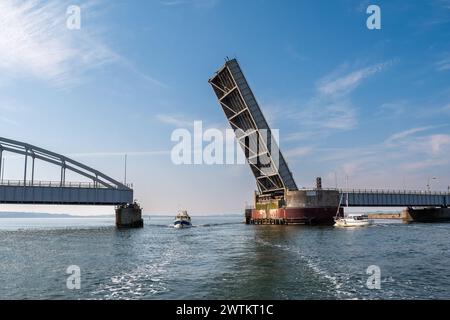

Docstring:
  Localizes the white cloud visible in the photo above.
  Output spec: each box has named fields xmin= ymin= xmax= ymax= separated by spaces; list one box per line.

xmin=321 ymin=102 xmax=357 ymax=129
xmin=341 ymin=162 xmax=361 ymax=177
xmin=436 ymin=56 xmax=450 ymax=71
xmin=69 ymin=151 xmax=170 ymax=158
xmin=0 ymin=116 xmax=19 ymax=126
xmin=385 ymin=126 xmax=434 ymax=145
xmin=284 ymin=131 xmax=325 ymax=142
xmin=280 ymin=60 xmax=450 ymax=190
xmin=285 ymin=44 xmax=307 ymax=61
xmin=441 ymin=0 xmax=450 ymax=9
xmin=120 ymin=59 xmax=168 ymax=89
xmin=402 ymin=159 xmax=449 ymax=171
xmin=384 ymin=126 xmax=450 ymax=156
xmin=285 ymin=61 xmax=392 ymax=139
xmin=0 ymin=99 xmax=23 ymax=126
xmin=293 ymin=98 xmax=358 ymax=132
xmin=0 ymin=1 xmax=119 ymax=87
xmin=317 ymin=61 xmax=392 ymax=96
xmin=376 ymin=100 xmax=408 ymax=117
xmin=156 ymin=114 xmax=195 ymax=127
xmin=429 ymin=134 xmax=450 ymax=154
xmin=284 ymin=147 xmax=313 ymax=158
xmin=160 ymin=0 xmax=219 ymax=8
xmin=0 ymin=104 xmax=18 ymax=113
xmin=295 ymin=124 xmax=450 ymax=189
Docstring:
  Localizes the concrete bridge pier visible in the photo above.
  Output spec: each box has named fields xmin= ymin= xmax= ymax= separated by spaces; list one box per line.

xmin=116 ymin=203 xmax=144 ymax=228
xmin=403 ymin=207 xmax=450 ymax=223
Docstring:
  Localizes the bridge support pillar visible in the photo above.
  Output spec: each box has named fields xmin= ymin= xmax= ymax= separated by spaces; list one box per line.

xmin=116 ymin=203 xmax=144 ymax=228
xmin=402 ymin=207 xmax=450 ymax=223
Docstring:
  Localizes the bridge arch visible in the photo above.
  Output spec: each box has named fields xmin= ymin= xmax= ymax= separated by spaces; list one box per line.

xmin=0 ymin=137 xmax=132 ymax=206
xmin=0 ymin=137 xmax=128 ymax=190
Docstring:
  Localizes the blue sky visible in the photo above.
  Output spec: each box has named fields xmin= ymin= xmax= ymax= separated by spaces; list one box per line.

xmin=0 ymin=0 xmax=449 ymax=215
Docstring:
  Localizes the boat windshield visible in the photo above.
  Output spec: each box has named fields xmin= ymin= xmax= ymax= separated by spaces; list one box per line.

xmin=347 ymin=214 xmax=368 ymax=220
xmin=176 ymin=211 xmax=191 ymax=220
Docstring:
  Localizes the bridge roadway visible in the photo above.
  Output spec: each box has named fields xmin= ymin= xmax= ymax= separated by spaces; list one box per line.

xmin=339 ymin=189 xmax=449 ymax=207
xmin=0 ymin=180 xmax=132 ymax=205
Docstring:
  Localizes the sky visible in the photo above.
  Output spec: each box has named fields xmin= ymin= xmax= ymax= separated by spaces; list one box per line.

xmin=0 ymin=0 xmax=449 ymax=215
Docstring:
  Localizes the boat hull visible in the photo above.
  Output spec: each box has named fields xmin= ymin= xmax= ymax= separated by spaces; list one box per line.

xmin=247 ymin=207 xmax=342 ymax=226
xmin=173 ymin=221 xmax=192 ymax=229
xmin=334 ymin=219 xmax=370 ymax=227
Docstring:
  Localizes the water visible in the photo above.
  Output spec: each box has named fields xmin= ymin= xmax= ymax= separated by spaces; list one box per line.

xmin=0 ymin=216 xmax=449 ymax=300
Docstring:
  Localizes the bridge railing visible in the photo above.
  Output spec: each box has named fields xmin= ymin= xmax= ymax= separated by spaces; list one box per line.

xmin=338 ymin=188 xmax=450 ymax=195
xmin=296 ymin=187 xmax=449 ymax=195
xmin=0 ymin=179 xmax=133 ymax=190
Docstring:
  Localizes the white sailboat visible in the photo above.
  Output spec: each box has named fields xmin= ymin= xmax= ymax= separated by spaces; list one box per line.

xmin=334 ymin=194 xmax=370 ymax=227
xmin=334 ymin=213 xmax=371 ymax=227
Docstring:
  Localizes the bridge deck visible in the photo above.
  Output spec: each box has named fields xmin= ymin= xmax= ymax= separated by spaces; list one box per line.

xmin=339 ymin=189 xmax=449 ymax=207
xmin=0 ymin=181 xmax=133 ymax=205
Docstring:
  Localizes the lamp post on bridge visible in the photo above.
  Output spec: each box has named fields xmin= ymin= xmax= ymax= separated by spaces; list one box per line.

xmin=124 ymin=154 xmax=127 ymax=185
xmin=0 ymin=157 xmax=4 ymax=184
xmin=333 ymin=171 xmax=338 ymax=189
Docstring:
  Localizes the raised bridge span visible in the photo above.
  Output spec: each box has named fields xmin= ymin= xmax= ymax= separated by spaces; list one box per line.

xmin=209 ymin=59 xmax=449 ymax=225
xmin=0 ymin=137 xmax=142 ymax=228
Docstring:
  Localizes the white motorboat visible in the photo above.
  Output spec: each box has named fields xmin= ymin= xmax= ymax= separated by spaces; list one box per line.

xmin=173 ymin=210 xmax=192 ymax=229
xmin=334 ymin=213 xmax=370 ymax=227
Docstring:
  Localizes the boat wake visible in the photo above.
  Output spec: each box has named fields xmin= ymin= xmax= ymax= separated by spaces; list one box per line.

xmin=194 ymin=222 xmax=244 ymax=228
xmin=91 ymin=244 xmax=180 ymax=299
xmin=147 ymin=222 xmax=243 ymax=228
xmin=255 ymin=238 xmax=356 ymax=299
